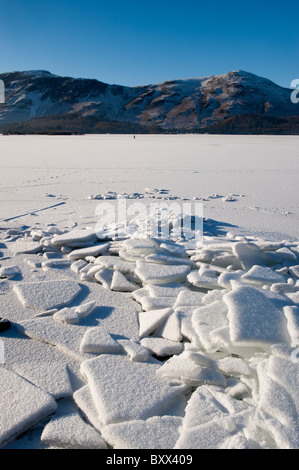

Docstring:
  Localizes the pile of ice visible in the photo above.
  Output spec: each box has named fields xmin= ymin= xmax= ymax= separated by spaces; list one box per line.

xmin=1 ymin=220 xmax=299 ymax=449
xmin=87 ymin=187 xmax=243 ymax=203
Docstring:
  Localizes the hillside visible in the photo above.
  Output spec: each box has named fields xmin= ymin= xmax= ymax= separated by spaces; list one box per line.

xmin=0 ymin=70 xmax=298 ymax=134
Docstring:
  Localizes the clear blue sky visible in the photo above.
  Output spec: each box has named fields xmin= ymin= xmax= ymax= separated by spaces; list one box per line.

xmin=0 ymin=0 xmax=298 ymax=88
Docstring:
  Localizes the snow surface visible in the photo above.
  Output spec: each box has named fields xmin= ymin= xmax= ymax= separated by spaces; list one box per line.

xmin=0 ymin=134 xmax=299 ymax=450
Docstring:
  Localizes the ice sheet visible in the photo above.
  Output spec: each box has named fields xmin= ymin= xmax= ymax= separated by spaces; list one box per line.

xmin=41 ymin=412 xmax=107 ymax=449
xmin=224 ymin=284 xmax=290 ymax=348
xmin=80 ymin=326 xmax=122 ymax=354
xmin=1 ymin=134 xmax=299 ymax=449
xmin=0 ymin=367 xmax=57 ymax=448
xmin=102 ymin=416 xmax=183 ymax=449
xmin=13 ymin=279 xmax=82 ymax=311
xmin=80 ymin=354 xmax=187 ymax=425
xmin=135 ymin=260 xmax=191 ymax=285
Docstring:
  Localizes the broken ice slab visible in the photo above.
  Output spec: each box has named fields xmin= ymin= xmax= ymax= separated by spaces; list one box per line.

xmin=71 ymin=260 xmax=89 ymax=274
xmin=140 ymin=337 xmax=184 ymax=357
xmin=110 ymin=270 xmax=139 ymax=292
xmin=289 ymin=265 xmax=299 ymax=278
xmin=175 ymin=306 xmax=201 ymax=347
xmin=211 ymin=252 xmax=242 ymax=269
xmin=94 ymin=268 xmax=114 ymax=289
xmin=122 ymin=238 xmax=158 ymax=257
xmin=173 ymin=289 xmax=205 ymax=308
xmin=53 ymin=301 xmax=97 ymax=325
xmin=216 ymin=356 xmax=252 ymax=378
xmin=155 ymin=352 xmax=203 ymax=382
xmin=12 ymin=362 xmax=73 ymax=400
xmin=146 ymin=283 xmax=186 ymax=298
xmin=232 ymin=242 xmax=265 ymax=270
xmin=53 ymin=307 xmax=80 ymax=325
xmin=154 ymin=311 xmax=182 ymax=342
xmin=93 ymin=256 xmax=136 ymax=275
xmin=13 ymin=279 xmax=82 ymax=311
xmin=67 ymin=243 xmax=110 ymax=260
xmin=174 ymin=411 xmax=252 ymax=449
xmin=73 ymin=385 xmax=104 ymax=433
xmin=79 ymin=327 xmax=122 ymax=354
xmin=156 ymin=352 xmax=226 ymax=388
xmin=192 ymin=301 xmax=229 ymax=352
xmin=15 ymin=317 xmax=92 ymax=362
xmin=270 ymin=283 xmax=299 ymax=294
xmin=138 ymin=308 xmax=173 ymax=338
xmin=135 ymin=260 xmax=191 ymax=285
xmin=223 ymin=284 xmax=290 ymax=349
xmin=283 ymin=305 xmax=299 ymax=344
xmin=75 ymin=300 xmax=97 ymax=318
xmin=145 ymin=253 xmax=195 ymax=267
xmin=80 ymin=354 xmax=187 ymax=425
xmin=241 ymin=265 xmax=286 ymax=286
xmin=0 ymin=367 xmax=57 ymax=448
xmin=101 ymin=415 xmax=183 ymax=449
xmin=274 ymin=247 xmax=298 ymax=262
xmin=159 ymin=241 xmax=188 ymax=258
xmin=184 ymin=350 xmax=217 ymax=369
xmin=218 ymin=270 xmax=243 ymax=289
xmin=255 ymin=355 xmax=299 ymax=449
xmin=202 ymin=289 xmax=228 ymax=304
xmin=0 ymin=265 xmax=21 ymax=278
xmin=51 ymin=228 xmax=99 ymax=248
xmin=263 ymin=247 xmax=298 ymax=265
xmin=138 ymin=295 xmax=175 ymax=311
xmin=174 ymin=384 xmax=254 ymax=449
xmin=187 ymin=272 xmax=222 ymax=290
xmin=117 ymin=339 xmax=150 ymax=362
xmin=7 ymin=240 xmax=43 ymax=255
xmin=41 ymin=259 xmax=72 ymax=271
xmin=41 ymin=412 xmax=107 ymax=449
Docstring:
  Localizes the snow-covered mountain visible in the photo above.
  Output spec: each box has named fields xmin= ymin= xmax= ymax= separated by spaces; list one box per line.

xmin=0 ymin=70 xmax=298 ymax=134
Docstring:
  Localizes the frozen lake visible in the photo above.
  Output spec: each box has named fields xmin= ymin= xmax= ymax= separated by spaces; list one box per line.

xmin=0 ymin=134 xmax=299 ymax=450
xmin=1 ymin=134 xmax=299 ymax=240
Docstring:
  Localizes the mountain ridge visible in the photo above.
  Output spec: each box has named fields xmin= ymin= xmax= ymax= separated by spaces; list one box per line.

xmin=0 ymin=69 xmax=298 ymax=134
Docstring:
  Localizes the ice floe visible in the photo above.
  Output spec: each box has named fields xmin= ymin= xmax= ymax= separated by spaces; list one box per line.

xmin=0 ymin=265 xmax=21 ymax=279
xmin=224 ymin=285 xmax=290 ymax=349
xmin=41 ymin=412 xmax=107 ymax=449
xmin=80 ymin=355 xmax=187 ymax=425
xmin=13 ymin=279 xmax=82 ymax=311
xmin=80 ymin=327 xmax=122 ymax=354
xmin=1 ymin=213 xmax=299 ymax=450
xmin=135 ymin=260 xmax=191 ymax=285
xmin=0 ymin=367 xmax=57 ymax=448
xmin=101 ymin=415 xmax=183 ymax=449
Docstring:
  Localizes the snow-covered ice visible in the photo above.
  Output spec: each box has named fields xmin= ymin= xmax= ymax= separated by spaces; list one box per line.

xmin=0 ymin=134 xmax=299 ymax=449
xmin=13 ymin=279 xmax=82 ymax=311
xmin=0 ymin=367 xmax=57 ymax=448
xmin=224 ymin=285 xmax=290 ymax=348
xmin=135 ymin=260 xmax=191 ymax=285
xmin=101 ymin=416 xmax=183 ymax=449
xmin=80 ymin=355 xmax=187 ymax=425
xmin=41 ymin=412 xmax=107 ymax=449
xmin=80 ymin=327 xmax=122 ymax=354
